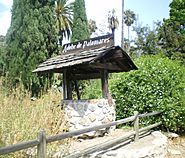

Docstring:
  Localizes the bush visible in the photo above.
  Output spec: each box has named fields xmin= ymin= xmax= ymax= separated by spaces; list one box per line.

xmin=110 ymin=54 xmax=185 ymax=133
xmin=81 ymin=79 xmax=102 ymax=99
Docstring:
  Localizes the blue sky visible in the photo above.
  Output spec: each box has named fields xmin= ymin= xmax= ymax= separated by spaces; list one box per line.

xmin=0 ymin=0 xmax=172 ymax=44
xmin=124 ymin=0 xmax=172 ymax=27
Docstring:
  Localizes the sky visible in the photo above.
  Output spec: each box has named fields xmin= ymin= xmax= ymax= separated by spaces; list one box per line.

xmin=0 ymin=0 xmax=172 ymax=45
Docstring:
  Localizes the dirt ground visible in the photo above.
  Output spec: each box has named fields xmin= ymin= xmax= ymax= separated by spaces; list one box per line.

xmin=166 ymin=135 xmax=185 ymax=158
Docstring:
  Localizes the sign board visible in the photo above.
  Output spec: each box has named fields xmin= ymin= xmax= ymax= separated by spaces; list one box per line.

xmin=63 ymin=34 xmax=114 ymax=53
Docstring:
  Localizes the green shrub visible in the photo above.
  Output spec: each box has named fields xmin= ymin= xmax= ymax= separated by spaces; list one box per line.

xmin=81 ymin=79 xmax=102 ymax=99
xmin=110 ymin=54 xmax=185 ymax=133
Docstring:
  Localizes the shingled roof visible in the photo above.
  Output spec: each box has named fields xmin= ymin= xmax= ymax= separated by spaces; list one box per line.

xmin=33 ymin=45 xmax=137 ymax=75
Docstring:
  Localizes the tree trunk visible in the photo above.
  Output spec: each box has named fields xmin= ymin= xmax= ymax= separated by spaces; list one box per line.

xmin=121 ymin=0 xmax=124 ymax=48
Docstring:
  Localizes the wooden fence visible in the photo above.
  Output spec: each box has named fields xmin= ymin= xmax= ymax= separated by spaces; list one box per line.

xmin=0 ymin=111 xmax=161 ymax=158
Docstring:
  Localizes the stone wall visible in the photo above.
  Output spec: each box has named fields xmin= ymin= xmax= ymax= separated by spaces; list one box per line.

xmin=62 ymin=99 xmax=116 ymax=136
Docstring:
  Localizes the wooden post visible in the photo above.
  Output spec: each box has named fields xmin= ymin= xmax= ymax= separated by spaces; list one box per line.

xmin=66 ymin=72 xmax=72 ymax=100
xmin=63 ymin=70 xmax=67 ymax=100
xmin=134 ymin=111 xmax=139 ymax=141
xmin=101 ymin=70 xmax=108 ymax=98
xmin=74 ymin=80 xmax=81 ymax=100
xmin=37 ymin=129 xmax=46 ymax=158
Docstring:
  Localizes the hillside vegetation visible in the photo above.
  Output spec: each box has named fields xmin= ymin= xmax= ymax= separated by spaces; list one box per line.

xmin=0 ymin=77 xmax=70 ymax=157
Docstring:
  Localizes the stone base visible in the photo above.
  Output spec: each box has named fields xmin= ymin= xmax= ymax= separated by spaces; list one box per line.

xmin=62 ymin=99 xmax=116 ymax=137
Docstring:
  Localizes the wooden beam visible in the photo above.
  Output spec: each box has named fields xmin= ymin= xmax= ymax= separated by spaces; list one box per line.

xmin=63 ymin=70 xmax=67 ymax=100
xmin=47 ymin=115 xmax=135 ymax=143
xmin=134 ymin=111 xmax=139 ymax=141
xmin=89 ymin=63 xmax=123 ymax=71
xmin=0 ymin=140 xmax=39 ymax=155
xmin=73 ymin=73 xmax=101 ymax=80
xmin=74 ymin=80 xmax=80 ymax=100
xmin=65 ymin=132 xmax=135 ymax=158
xmin=101 ymin=70 xmax=108 ymax=98
xmin=37 ymin=130 xmax=47 ymax=158
xmin=66 ymin=71 xmax=72 ymax=100
xmin=138 ymin=111 xmax=161 ymax=118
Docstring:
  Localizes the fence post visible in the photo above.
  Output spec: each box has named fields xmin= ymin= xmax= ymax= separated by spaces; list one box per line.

xmin=37 ymin=129 xmax=47 ymax=158
xmin=134 ymin=111 xmax=139 ymax=141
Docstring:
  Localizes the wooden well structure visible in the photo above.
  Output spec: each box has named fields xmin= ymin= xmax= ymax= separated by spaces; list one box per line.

xmin=33 ymin=34 xmax=137 ymax=99
xmin=33 ymin=34 xmax=137 ymax=133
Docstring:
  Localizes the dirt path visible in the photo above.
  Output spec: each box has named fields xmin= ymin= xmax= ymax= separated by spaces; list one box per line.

xmin=167 ymin=135 xmax=185 ymax=158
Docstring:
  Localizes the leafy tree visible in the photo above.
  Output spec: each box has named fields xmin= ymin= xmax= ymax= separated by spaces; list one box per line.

xmin=55 ymin=0 xmax=73 ymax=45
xmin=0 ymin=35 xmax=5 ymax=43
xmin=132 ymin=22 xmax=161 ymax=56
xmin=70 ymin=0 xmax=90 ymax=99
xmin=110 ymin=55 xmax=185 ymax=133
xmin=71 ymin=0 xmax=90 ymax=42
xmin=158 ymin=0 xmax=185 ymax=64
xmin=124 ymin=9 xmax=136 ymax=41
xmin=5 ymin=0 xmax=58 ymax=96
xmin=88 ymin=19 xmax=97 ymax=35
xmin=0 ymin=40 xmax=6 ymax=76
xmin=169 ymin=0 xmax=185 ymax=34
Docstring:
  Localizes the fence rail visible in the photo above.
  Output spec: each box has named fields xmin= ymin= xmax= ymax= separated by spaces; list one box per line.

xmin=0 ymin=111 xmax=161 ymax=158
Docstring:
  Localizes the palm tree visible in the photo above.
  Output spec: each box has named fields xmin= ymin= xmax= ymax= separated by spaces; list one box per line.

xmin=108 ymin=9 xmax=119 ymax=45
xmin=55 ymin=0 xmax=73 ymax=45
xmin=124 ymin=9 xmax=136 ymax=41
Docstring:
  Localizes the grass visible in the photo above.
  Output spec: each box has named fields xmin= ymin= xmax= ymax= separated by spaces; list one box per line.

xmin=0 ymin=77 xmax=70 ymax=157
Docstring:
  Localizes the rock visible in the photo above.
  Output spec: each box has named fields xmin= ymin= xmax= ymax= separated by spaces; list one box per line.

xmin=166 ymin=132 xmax=179 ymax=139
xmin=102 ymin=117 xmax=109 ymax=124
xmin=30 ymin=97 xmax=37 ymax=101
xmin=97 ymin=102 xmax=103 ymax=108
xmin=102 ymin=107 xmax=108 ymax=114
xmin=79 ymin=118 xmax=89 ymax=126
xmin=88 ymin=104 xmax=96 ymax=112
xmin=88 ymin=114 xmax=97 ymax=122
xmin=106 ymin=151 xmax=117 ymax=156
xmin=92 ymin=131 xmax=168 ymax=158
xmin=63 ymin=99 xmax=116 ymax=137
xmin=182 ymin=143 xmax=185 ymax=147
xmin=168 ymin=149 xmax=181 ymax=155
xmin=98 ymin=115 xmax=105 ymax=121
xmin=107 ymin=114 xmax=113 ymax=121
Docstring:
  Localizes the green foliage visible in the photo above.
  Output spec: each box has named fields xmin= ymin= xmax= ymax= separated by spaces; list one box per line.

xmin=110 ymin=55 xmax=185 ymax=133
xmin=88 ymin=19 xmax=97 ymax=35
xmin=124 ymin=9 xmax=136 ymax=27
xmin=108 ymin=9 xmax=119 ymax=34
xmin=132 ymin=23 xmax=160 ymax=56
xmin=124 ymin=9 xmax=136 ymax=40
xmin=5 ymin=0 xmax=58 ymax=96
xmin=81 ymin=79 xmax=102 ymax=99
xmin=0 ymin=43 xmax=6 ymax=76
xmin=55 ymin=0 xmax=74 ymax=45
xmin=169 ymin=0 xmax=185 ymax=34
xmin=71 ymin=0 xmax=90 ymax=42
xmin=158 ymin=0 xmax=185 ymax=63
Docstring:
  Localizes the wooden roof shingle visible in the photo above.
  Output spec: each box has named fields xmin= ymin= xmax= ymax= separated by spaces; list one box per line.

xmin=33 ymin=45 xmax=137 ymax=74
